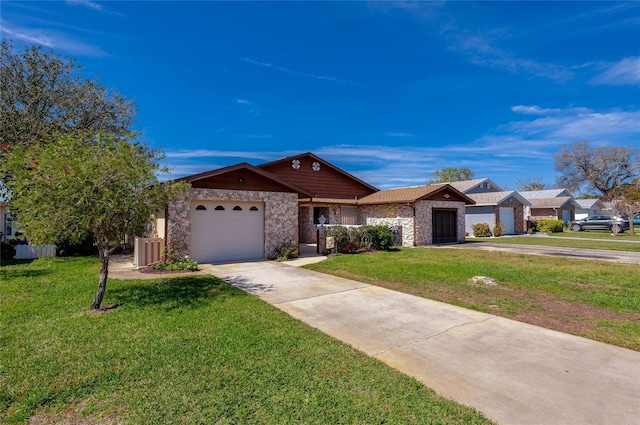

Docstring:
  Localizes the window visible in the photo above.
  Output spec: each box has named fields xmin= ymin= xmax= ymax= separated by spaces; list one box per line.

xmin=233 ymin=206 xmax=242 ymax=211
xmin=341 ymin=206 xmax=357 ymax=225
xmin=250 ymin=206 xmax=259 ymax=211
xmin=195 ymin=205 xmax=206 ymax=211
xmin=215 ymin=205 xmax=225 ymax=211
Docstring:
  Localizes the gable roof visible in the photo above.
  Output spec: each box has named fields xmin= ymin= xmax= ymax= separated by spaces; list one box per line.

xmin=520 ymin=188 xmax=573 ymax=199
xmin=466 ymin=191 xmax=531 ymax=206
xmin=258 ymin=152 xmax=378 ymax=194
xmin=528 ymin=196 xmax=581 ymax=209
xmin=358 ymin=184 xmax=475 ymax=205
xmin=576 ymin=198 xmax=606 ymax=210
xmin=447 ymin=178 xmax=503 ymax=193
xmin=177 ymin=162 xmax=315 ymax=197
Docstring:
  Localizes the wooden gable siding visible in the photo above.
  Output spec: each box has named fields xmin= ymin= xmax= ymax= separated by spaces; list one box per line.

xmin=190 ymin=169 xmax=299 ymax=193
xmin=425 ymin=191 xmax=469 ymax=203
xmin=260 ymin=159 xmax=375 ymax=199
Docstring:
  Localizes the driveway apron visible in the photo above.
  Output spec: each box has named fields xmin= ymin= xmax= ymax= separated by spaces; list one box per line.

xmin=213 ymin=261 xmax=640 ymax=425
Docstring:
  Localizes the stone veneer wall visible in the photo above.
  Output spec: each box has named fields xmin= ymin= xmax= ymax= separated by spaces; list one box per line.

xmin=166 ymin=188 xmax=298 ymax=259
xmin=358 ymin=204 xmax=415 ymax=247
xmin=415 ymin=200 xmax=466 ymax=245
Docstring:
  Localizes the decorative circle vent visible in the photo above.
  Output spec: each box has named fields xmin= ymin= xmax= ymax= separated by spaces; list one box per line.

xmin=312 ymin=161 xmax=321 ymax=172
xmin=291 ymin=159 xmax=301 ymax=169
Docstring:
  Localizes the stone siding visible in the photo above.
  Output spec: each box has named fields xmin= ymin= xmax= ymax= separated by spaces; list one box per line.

xmin=415 ymin=200 xmax=466 ymax=245
xmin=358 ymin=204 xmax=415 ymax=247
xmin=166 ymin=188 xmax=298 ymax=260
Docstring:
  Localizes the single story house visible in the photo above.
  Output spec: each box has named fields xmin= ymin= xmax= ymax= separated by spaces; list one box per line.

xmin=575 ymin=199 xmax=606 ymax=220
xmin=158 ymin=153 xmax=475 ymax=263
xmin=447 ymin=179 xmax=530 ymax=235
xmin=519 ymin=189 xmax=579 ymax=223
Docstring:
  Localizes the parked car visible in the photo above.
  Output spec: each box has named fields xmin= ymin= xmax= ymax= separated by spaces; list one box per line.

xmin=633 ymin=214 xmax=640 ymax=225
xmin=570 ymin=215 xmax=630 ymax=233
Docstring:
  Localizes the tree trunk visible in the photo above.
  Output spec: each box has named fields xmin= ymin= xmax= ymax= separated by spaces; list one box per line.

xmin=91 ymin=247 xmax=110 ymax=310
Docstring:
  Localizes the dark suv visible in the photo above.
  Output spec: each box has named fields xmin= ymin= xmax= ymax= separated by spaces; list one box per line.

xmin=570 ymin=215 xmax=630 ymax=233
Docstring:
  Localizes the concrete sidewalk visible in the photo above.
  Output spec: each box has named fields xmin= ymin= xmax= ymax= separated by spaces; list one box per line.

xmin=213 ymin=260 xmax=640 ymax=425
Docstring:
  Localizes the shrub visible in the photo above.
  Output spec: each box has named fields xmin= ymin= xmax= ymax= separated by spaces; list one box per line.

xmin=273 ymin=240 xmax=298 ymax=261
xmin=493 ymin=221 xmax=505 ymax=237
xmin=537 ymin=219 xmax=564 ymax=234
xmin=471 ymin=223 xmax=492 ymax=237
xmin=325 ymin=225 xmax=395 ymax=253
xmin=149 ymin=258 xmax=198 ymax=271
xmin=149 ymin=242 xmax=198 ymax=271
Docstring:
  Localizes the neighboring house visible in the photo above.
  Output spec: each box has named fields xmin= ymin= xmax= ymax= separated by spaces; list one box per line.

xmin=355 ymin=184 xmax=474 ymax=246
xmin=159 ymin=153 xmax=475 ymax=263
xmin=448 ymin=179 xmax=530 ymax=235
xmin=0 ymin=201 xmax=16 ymax=242
xmin=520 ymin=189 xmax=579 ymax=223
xmin=575 ymin=199 xmax=606 ymax=220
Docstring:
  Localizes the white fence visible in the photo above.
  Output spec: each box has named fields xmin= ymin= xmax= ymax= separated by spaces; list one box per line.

xmin=134 ymin=237 xmax=164 ymax=267
xmin=14 ymin=244 xmax=57 ymax=260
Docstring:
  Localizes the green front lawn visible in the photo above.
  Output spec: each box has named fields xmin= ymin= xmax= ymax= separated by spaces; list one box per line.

xmin=305 ymin=248 xmax=640 ymax=350
xmin=1 ymin=257 xmax=491 ymax=424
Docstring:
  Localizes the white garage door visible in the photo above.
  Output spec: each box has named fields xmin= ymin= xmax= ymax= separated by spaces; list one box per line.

xmin=465 ymin=206 xmax=495 ymax=235
xmin=190 ymin=201 xmax=264 ymax=263
xmin=499 ymin=207 xmax=515 ymax=235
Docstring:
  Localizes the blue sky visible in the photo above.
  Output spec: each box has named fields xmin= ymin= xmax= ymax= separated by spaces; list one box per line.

xmin=3 ymin=1 xmax=639 ymax=191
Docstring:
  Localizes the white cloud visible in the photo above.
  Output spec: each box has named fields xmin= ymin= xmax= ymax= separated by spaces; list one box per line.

xmin=386 ymin=132 xmax=415 ymax=138
xmin=241 ymin=57 xmax=359 ymax=86
xmin=442 ymin=27 xmax=574 ymax=82
xmin=590 ymin=57 xmax=640 ymax=86
xmin=0 ymin=22 xmax=106 ymax=56
xmin=66 ymin=0 xmax=104 ymax=12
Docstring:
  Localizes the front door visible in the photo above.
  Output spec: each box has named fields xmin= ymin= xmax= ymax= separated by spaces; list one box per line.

xmin=433 ymin=209 xmax=457 ymax=244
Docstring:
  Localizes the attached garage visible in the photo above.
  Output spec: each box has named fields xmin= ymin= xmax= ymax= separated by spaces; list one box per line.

xmin=191 ymin=201 xmax=264 ymax=263
xmin=498 ymin=207 xmax=515 ymax=235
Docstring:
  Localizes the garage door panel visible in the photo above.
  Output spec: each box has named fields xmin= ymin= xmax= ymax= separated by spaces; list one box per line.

xmin=191 ymin=201 xmax=264 ymax=263
xmin=499 ymin=207 xmax=515 ymax=235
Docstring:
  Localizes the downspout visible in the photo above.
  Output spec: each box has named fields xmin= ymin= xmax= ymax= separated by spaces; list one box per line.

xmin=552 ymin=207 xmax=559 ymax=220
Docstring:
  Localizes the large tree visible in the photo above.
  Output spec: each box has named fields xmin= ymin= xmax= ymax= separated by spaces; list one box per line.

xmin=428 ymin=167 xmax=475 ymax=183
xmin=554 ymin=141 xmax=639 ymax=200
xmin=0 ymin=40 xmax=135 ymax=151
xmin=2 ymin=132 xmax=185 ymax=310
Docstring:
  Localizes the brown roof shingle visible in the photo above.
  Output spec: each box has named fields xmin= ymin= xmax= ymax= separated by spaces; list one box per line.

xmin=358 ymin=184 xmax=446 ymax=204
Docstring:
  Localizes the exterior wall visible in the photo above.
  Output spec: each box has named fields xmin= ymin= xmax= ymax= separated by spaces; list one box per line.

xmin=530 ymin=208 xmax=574 ymax=222
xmin=415 ymin=200 xmax=466 ymax=245
xmin=496 ymin=202 xmax=525 ymax=234
xmin=166 ymin=188 xmax=298 ymax=260
xmin=299 ymin=206 xmax=315 ymax=243
xmin=358 ymin=204 xmax=414 ymax=247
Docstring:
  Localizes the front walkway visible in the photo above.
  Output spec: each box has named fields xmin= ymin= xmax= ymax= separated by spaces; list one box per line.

xmin=212 ymin=260 xmax=640 ymax=425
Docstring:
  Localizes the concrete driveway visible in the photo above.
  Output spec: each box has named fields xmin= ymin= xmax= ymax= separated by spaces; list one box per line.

xmin=212 ymin=260 xmax=640 ymax=425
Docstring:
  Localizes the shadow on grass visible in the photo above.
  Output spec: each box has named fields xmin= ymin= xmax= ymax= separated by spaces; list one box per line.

xmin=108 ymin=275 xmax=248 ymax=311
xmin=0 ymin=259 xmax=53 ymax=279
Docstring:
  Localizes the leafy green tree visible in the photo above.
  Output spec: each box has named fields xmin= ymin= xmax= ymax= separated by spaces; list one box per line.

xmin=554 ymin=141 xmax=639 ymax=200
xmin=428 ymin=167 xmax=475 ymax=183
xmin=3 ymin=132 xmax=186 ymax=309
xmin=0 ymin=40 xmax=134 ymax=158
